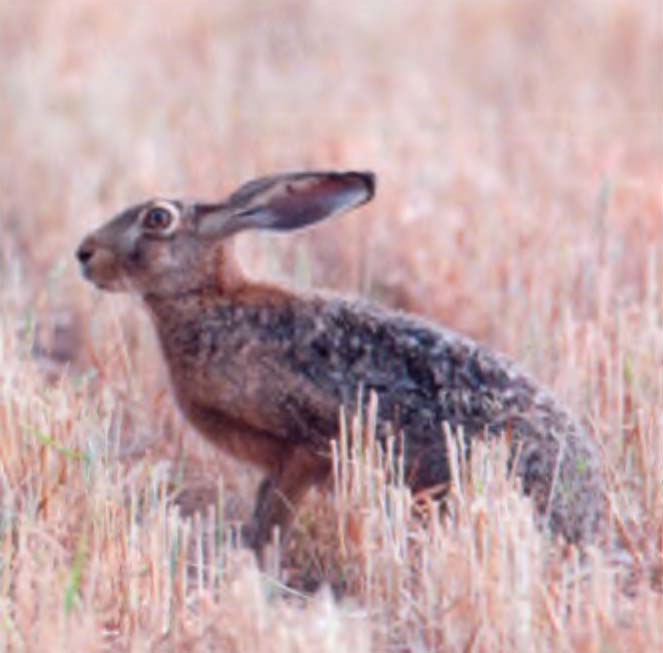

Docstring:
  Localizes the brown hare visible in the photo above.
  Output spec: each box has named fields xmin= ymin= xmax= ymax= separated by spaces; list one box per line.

xmin=76 ymin=170 xmax=604 ymax=553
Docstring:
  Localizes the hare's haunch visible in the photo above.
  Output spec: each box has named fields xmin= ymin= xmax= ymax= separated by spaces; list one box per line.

xmin=77 ymin=170 xmax=604 ymax=552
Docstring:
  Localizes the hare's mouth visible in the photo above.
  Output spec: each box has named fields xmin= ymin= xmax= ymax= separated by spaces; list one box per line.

xmin=82 ymin=267 xmax=130 ymax=292
xmin=77 ymin=251 xmax=129 ymax=292
xmin=81 ymin=268 xmax=123 ymax=292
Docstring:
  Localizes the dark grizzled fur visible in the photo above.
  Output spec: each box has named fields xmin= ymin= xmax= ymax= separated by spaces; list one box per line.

xmin=76 ymin=169 xmax=605 ymax=554
xmin=148 ymin=289 xmax=603 ymax=545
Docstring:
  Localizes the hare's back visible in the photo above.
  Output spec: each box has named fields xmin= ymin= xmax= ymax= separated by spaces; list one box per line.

xmin=292 ymin=297 xmax=605 ymax=544
xmin=175 ymin=292 xmax=552 ymax=448
xmin=287 ymin=296 xmax=541 ymax=444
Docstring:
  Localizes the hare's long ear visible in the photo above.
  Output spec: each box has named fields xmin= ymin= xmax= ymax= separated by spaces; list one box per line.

xmin=196 ymin=171 xmax=375 ymax=239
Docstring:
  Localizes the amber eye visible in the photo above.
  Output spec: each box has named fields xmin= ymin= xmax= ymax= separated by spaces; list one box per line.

xmin=140 ymin=202 xmax=179 ymax=233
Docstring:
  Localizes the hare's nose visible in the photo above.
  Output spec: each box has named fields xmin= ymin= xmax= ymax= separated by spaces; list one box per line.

xmin=76 ymin=243 xmax=95 ymax=265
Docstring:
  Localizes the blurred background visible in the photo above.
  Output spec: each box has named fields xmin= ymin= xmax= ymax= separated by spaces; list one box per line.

xmin=1 ymin=0 xmax=660 ymax=327
xmin=0 ymin=1 xmax=662 ymax=647
xmin=2 ymin=0 xmax=661 ymax=481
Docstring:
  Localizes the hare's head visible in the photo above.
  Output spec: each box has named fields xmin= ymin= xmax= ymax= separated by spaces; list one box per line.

xmin=76 ymin=170 xmax=375 ymax=298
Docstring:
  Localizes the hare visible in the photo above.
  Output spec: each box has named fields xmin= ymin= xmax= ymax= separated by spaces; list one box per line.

xmin=76 ymin=170 xmax=604 ymax=553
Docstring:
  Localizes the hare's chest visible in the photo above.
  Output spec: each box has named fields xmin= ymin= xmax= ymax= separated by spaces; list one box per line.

xmin=158 ymin=318 xmax=269 ymax=414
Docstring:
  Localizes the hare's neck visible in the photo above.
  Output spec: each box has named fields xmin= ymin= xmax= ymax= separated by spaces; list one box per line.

xmin=142 ymin=245 xmax=290 ymax=322
xmin=142 ymin=286 xmax=216 ymax=344
xmin=143 ymin=282 xmax=297 ymax=332
xmin=143 ymin=284 xmax=219 ymax=316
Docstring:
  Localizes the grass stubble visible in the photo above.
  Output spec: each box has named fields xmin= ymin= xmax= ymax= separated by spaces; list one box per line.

xmin=0 ymin=0 xmax=662 ymax=650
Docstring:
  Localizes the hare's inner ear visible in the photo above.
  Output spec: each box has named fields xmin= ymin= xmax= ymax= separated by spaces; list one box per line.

xmin=196 ymin=171 xmax=375 ymax=239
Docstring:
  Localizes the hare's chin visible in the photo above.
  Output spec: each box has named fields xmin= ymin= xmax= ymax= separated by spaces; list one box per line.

xmin=94 ymin=280 xmax=120 ymax=291
xmin=96 ymin=278 xmax=130 ymax=292
xmin=82 ymin=270 xmax=127 ymax=292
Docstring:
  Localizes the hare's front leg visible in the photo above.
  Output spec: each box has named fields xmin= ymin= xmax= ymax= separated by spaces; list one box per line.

xmin=245 ymin=446 xmax=330 ymax=555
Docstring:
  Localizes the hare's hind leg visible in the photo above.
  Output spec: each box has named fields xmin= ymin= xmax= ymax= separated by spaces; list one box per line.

xmin=245 ymin=446 xmax=330 ymax=557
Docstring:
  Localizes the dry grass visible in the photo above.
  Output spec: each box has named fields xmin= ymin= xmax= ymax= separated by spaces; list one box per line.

xmin=1 ymin=0 xmax=662 ymax=650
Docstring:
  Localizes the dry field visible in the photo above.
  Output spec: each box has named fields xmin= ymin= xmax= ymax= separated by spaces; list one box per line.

xmin=1 ymin=1 xmax=662 ymax=650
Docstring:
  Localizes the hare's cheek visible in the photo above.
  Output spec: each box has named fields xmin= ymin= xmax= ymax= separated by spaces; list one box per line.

xmin=125 ymin=241 xmax=157 ymax=271
xmin=153 ymin=244 xmax=179 ymax=271
xmin=159 ymin=239 xmax=192 ymax=272
xmin=130 ymin=241 xmax=180 ymax=277
xmin=125 ymin=247 xmax=143 ymax=268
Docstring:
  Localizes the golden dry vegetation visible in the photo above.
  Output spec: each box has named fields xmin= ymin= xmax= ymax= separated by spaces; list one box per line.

xmin=0 ymin=1 xmax=662 ymax=650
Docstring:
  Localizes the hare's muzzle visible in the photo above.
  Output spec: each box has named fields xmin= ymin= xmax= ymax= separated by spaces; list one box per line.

xmin=76 ymin=235 xmax=99 ymax=275
xmin=75 ymin=235 xmax=125 ymax=291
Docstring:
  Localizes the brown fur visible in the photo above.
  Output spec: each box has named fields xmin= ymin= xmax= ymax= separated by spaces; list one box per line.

xmin=76 ymin=170 xmax=605 ymax=555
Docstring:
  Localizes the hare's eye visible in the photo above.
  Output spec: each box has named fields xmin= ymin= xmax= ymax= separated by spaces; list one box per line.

xmin=140 ymin=204 xmax=178 ymax=233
